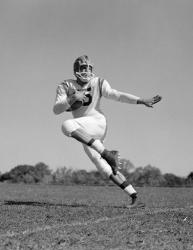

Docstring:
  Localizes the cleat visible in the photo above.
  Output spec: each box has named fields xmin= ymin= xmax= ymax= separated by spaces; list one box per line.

xmin=130 ymin=192 xmax=137 ymax=205
xmin=126 ymin=202 xmax=145 ymax=209
xmin=126 ymin=193 xmax=145 ymax=209
xmin=101 ymin=149 xmax=120 ymax=175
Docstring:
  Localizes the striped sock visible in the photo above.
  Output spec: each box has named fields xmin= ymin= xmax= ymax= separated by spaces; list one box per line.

xmin=120 ymin=181 xmax=136 ymax=195
xmin=89 ymin=139 xmax=105 ymax=154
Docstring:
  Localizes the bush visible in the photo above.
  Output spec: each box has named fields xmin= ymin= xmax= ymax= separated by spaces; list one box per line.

xmin=0 ymin=162 xmax=52 ymax=184
xmin=0 ymin=161 xmax=192 ymax=187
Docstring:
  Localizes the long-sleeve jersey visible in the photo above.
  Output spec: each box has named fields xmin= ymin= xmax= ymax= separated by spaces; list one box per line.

xmin=53 ymin=76 xmax=140 ymax=118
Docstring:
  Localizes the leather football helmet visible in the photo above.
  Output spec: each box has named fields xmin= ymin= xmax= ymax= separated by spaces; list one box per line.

xmin=73 ymin=55 xmax=94 ymax=83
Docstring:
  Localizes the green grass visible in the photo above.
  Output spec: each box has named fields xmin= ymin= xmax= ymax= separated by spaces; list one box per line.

xmin=0 ymin=183 xmax=193 ymax=249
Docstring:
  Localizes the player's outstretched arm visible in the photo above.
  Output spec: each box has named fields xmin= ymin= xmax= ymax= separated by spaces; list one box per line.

xmin=137 ymin=95 xmax=162 ymax=108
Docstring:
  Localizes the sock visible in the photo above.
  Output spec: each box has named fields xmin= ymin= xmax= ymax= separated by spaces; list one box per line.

xmin=124 ymin=184 xmax=136 ymax=196
xmin=119 ymin=180 xmax=136 ymax=196
xmin=71 ymin=129 xmax=105 ymax=154
xmin=110 ymin=174 xmax=137 ymax=196
xmin=110 ymin=171 xmax=126 ymax=185
xmin=89 ymin=139 xmax=105 ymax=154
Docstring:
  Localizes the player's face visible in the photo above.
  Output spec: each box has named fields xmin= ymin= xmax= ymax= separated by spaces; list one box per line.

xmin=79 ymin=64 xmax=92 ymax=73
xmin=75 ymin=63 xmax=94 ymax=85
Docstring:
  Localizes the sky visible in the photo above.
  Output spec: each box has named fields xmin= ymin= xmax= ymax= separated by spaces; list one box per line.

xmin=1 ymin=0 xmax=193 ymax=177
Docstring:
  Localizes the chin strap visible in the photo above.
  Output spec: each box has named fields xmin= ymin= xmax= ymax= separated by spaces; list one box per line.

xmin=76 ymin=72 xmax=95 ymax=83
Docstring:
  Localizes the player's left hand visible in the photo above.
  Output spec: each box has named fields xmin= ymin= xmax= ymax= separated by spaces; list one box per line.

xmin=69 ymin=90 xmax=87 ymax=104
xmin=139 ymin=95 xmax=162 ymax=108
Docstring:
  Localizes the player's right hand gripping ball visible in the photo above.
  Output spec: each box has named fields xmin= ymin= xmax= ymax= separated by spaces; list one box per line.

xmin=67 ymin=89 xmax=85 ymax=111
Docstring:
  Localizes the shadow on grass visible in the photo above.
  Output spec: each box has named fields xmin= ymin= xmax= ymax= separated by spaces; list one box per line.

xmin=3 ymin=200 xmax=88 ymax=207
xmin=2 ymin=200 xmax=129 ymax=209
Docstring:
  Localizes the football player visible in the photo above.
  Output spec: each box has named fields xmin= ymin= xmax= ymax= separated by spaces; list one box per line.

xmin=53 ymin=55 xmax=162 ymax=208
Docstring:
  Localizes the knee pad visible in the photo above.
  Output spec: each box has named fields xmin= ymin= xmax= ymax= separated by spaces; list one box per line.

xmin=61 ymin=119 xmax=79 ymax=137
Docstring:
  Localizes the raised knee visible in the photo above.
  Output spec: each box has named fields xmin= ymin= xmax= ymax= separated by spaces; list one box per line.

xmin=61 ymin=120 xmax=75 ymax=137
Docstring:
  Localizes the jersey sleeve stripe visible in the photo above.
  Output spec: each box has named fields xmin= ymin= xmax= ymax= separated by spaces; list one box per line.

xmin=99 ymin=78 xmax=104 ymax=97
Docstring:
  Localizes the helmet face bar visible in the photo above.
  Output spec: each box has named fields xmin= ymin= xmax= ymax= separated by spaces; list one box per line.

xmin=73 ymin=55 xmax=94 ymax=83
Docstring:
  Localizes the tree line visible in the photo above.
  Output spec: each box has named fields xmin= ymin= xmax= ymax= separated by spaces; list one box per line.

xmin=0 ymin=160 xmax=192 ymax=187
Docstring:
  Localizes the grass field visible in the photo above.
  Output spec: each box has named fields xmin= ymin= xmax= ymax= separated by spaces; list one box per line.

xmin=0 ymin=183 xmax=193 ymax=250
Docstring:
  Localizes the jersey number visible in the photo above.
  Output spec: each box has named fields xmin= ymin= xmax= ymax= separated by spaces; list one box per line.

xmin=83 ymin=93 xmax=92 ymax=106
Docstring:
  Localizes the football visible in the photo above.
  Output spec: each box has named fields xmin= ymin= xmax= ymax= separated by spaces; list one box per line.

xmin=66 ymin=100 xmax=83 ymax=111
